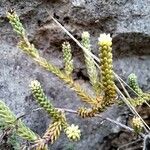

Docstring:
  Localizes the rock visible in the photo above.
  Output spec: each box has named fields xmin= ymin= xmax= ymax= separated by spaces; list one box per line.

xmin=0 ymin=0 xmax=149 ymax=149
xmin=144 ymin=134 xmax=150 ymax=150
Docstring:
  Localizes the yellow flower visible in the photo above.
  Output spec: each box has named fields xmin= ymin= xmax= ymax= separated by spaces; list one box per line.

xmin=65 ymin=124 xmax=81 ymax=141
xmin=132 ymin=117 xmax=143 ymax=133
xmin=98 ymin=33 xmax=112 ymax=46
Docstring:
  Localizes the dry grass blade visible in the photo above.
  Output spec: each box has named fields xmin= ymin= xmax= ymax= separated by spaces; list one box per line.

xmin=117 ymin=76 xmax=131 ymax=98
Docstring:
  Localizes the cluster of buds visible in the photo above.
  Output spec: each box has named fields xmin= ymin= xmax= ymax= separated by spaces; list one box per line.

xmin=82 ymin=32 xmax=100 ymax=95
xmin=7 ymin=10 xmax=25 ymax=37
xmin=7 ymin=11 xmax=39 ymax=58
xmin=128 ymin=73 xmax=143 ymax=95
xmin=65 ymin=124 xmax=81 ymax=141
xmin=98 ymin=34 xmax=116 ymax=103
xmin=128 ymin=73 xmax=150 ymax=106
xmin=132 ymin=117 xmax=143 ymax=133
xmin=30 ymin=80 xmax=63 ymax=121
xmin=62 ymin=42 xmax=74 ymax=76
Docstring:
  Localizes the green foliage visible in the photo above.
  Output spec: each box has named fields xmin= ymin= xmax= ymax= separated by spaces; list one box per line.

xmin=0 ymin=100 xmax=38 ymax=141
xmin=30 ymin=80 xmax=81 ymax=147
xmin=6 ymin=10 xmax=149 ymax=149
xmin=7 ymin=10 xmax=25 ymax=36
xmin=30 ymin=80 xmax=81 ymax=140
xmin=128 ymin=73 xmax=143 ymax=95
xmin=128 ymin=73 xmax=150 ymax=106
xmin=30 ymin=80 xmax=63 ymax=122
xmin=62 ymin=42 xmax=74 ymax=76
xmin=7 ymin=11 xmax=39 ymax=58
xmin=98 ymin=34 xmax=116 ymax=104
xmin=82 ymin=32 xmax=100 ymax=95
xmin=7 ymin=10 xmax=97 ymax=107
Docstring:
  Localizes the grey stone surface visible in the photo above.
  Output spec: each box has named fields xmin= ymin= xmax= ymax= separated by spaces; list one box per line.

xmin=0 ymin=0 xmax=150 ymax=149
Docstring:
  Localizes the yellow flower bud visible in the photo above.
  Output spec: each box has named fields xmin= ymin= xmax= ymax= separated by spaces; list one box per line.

xmin=65 ymin=124 xmax=81 ymax=141
xmin=132 ymin=117 xmax=143 ymax=133
xmin=98 ymin=33 xmax=112 ymax=46
xmin=98 ymin=33 xmax=116 ymax=104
